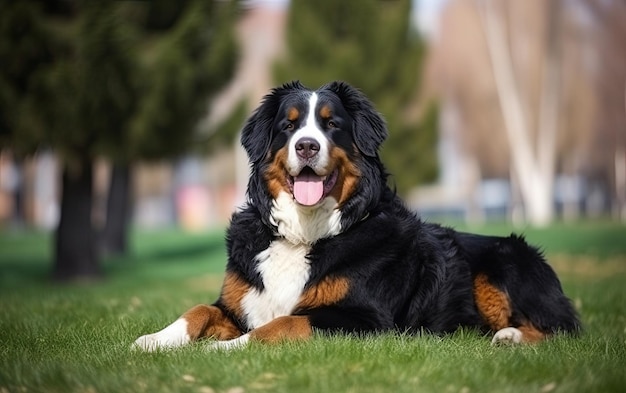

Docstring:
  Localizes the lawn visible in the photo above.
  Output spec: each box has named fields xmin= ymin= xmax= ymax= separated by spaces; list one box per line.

xmin=0 ymin=221 xmax=625 ymax=393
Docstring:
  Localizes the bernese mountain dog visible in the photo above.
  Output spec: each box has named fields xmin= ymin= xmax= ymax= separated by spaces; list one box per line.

xmin=134 ymin=81 xmax=580 ymax=351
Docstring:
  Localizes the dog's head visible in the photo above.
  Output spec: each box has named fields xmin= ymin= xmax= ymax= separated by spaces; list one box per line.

xmin=241 ymin=81 xmax=388 ymax=240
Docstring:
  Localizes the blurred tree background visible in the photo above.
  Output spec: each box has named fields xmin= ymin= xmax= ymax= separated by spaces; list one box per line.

xmin=1 ymin=0 xmax=625 ymax=281
xmin=430 ymin=0 xmax=626 ymax=225
xmin=0 ymin=0 xmax=239 ymax=280
xmin=275 ymin=0 xmax=438 ymax=194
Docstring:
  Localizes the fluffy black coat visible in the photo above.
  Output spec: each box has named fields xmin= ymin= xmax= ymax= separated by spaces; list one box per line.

xmin=219 ymin=80 xmax=580 ymax=339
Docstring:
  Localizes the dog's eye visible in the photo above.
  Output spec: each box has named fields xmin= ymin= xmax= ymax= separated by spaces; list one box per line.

xmin=285 ymin=123 xmax=294 ymax=131
xmin=328 ymin=121 xmax=337 ymax=128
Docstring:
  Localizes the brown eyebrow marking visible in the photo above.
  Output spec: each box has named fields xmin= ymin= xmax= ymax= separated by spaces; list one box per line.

xmin=287 ymin=107 xmax=300 ymax=121
xmin=319 ymin=105 xmax=332 ymax=119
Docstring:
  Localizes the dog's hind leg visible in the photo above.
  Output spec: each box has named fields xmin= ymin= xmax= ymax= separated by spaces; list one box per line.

xmin=490 ymin=324 xmax=545 ymax=345
xmin=472 ymin=273 xmax=546 ymax=345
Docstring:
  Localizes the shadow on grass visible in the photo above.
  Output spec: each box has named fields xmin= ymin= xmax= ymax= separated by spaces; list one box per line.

xmin=0 ymin=229 xmax=227 ymax=288
xmin=3 ymin=221 xmax=624 ymax=288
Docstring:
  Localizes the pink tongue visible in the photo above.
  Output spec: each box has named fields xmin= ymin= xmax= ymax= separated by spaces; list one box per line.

xmin=293 ymin=172 xmax=324 ymax=206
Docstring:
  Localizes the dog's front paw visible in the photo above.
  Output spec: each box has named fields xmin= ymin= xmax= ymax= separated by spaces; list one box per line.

xmin=206 ymin=334 xmax=250 ymax=351
xmin=132 ymin=319 xmax=190 ymax=351
xmin=491 ymin=327 xmax=523 ymax=345
xmin=133 ymin=333 xmax=166 ymax=352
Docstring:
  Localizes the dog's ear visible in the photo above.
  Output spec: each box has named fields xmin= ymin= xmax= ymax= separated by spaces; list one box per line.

xmin=325 ymin=81 xmax=388 ymax=157
xmin=241 ymin=81 xmax=306 ymax=163
xmin=240 ymin=109 xmax=272 ymax=164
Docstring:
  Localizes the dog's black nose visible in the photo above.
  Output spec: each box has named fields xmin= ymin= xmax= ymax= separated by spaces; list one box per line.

xmin=295 ymin=137 xmax=320 ymax=159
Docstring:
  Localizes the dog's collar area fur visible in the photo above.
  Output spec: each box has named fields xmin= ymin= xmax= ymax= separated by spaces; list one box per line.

xmin=269 ymin=192 xmax=343 ymax=245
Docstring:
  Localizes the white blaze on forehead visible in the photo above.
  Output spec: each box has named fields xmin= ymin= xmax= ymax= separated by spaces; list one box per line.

xmin=304 ymin=92 xmax=318 ymax=128
xmin=287 ymin=92 xmax=330 ymax=174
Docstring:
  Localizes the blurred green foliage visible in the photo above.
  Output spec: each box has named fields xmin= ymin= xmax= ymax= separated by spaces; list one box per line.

xmin=0 ymin=0 xmax=240 ymax=279
xmin=0 ymin=0 xmax=239 ymax=164
xmin=130 ymin=0 xmax=239 ymax=160
xmin=276 ymin=0 xmax=438 ymax=194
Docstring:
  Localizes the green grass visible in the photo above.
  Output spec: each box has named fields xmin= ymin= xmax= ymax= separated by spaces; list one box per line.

xmin=1 ymin=222 xmax=625 ymax=393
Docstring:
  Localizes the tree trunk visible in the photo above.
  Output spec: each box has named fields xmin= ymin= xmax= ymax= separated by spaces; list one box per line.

xmin=477 ymin=0 xmax=559 ymax=227
xmin=618 ymin=81 xmax=626 ymax=221
xmin=53 ymin=160 xmax=100 ymax=281
xmin=101 ymin=163 xmax=131 ymax=257
xmin=535 ymin=0 xmax=562 ymax=224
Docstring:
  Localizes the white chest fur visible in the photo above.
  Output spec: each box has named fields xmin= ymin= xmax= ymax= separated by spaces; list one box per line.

xmin=241 ymin=239 xmax=311 ymax=329
xmin=269 ymin=192 xmax=342 ymax=245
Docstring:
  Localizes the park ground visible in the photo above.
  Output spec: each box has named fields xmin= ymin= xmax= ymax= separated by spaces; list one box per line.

xmin=0 ymin=221 xmax=625 ymax=393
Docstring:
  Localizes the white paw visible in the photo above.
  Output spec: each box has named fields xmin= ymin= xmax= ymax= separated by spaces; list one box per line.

xmin=491 ymin=327 xmax=523 ymax=345
xmin=206 ymin=334 xmax=250 ymax=351
xmin=132 ymin=318 xmax=190 ymax=352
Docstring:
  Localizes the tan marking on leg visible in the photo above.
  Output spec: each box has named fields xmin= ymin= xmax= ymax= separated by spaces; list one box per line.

xmin=202 ymin=306 xmax=242 ymax=340
xmin=473 ymin=273 xmax=512 ymax=331
xmin=518 ymin=323 xmax=546 ymax=343
xmin=297 ymin=276 xmax=350 ymax=310
xmin=181 ymin=304 xmax=242 ymax=341
xmin=249 ymin=315 xmax=313 ymax=344
xmin=220 ymin=272 xmax=251 ymax=319
xmin=327 ymin=147 xmax=361 ymax=206
xmin=181 ymin=305 xmax=214 ymax=340
xmin=264 ymin=148 xmax=290 ymax=199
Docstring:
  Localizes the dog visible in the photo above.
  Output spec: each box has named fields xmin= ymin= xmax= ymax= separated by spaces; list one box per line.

xmin=134 ymin=81 xmax=580 ymax=351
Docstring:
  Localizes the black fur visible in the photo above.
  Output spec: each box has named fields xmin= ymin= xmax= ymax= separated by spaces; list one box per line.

xmin=225 ymin=81 xmax=581 ymax=339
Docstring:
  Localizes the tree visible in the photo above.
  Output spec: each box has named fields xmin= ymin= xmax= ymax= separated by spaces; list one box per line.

xmin=584 ymin=0 xmax=626 ymax=220
xmin=0 ymin=1 xmax=141 ymax=279
xmin=476 ymin=0 xmax=564 ymax=226
xmin=0 ymin=1 xmax=57 ymax=226
xmin=43 ymin=2 xmax=139 ymax=279
xmin=0 ymin=1 xmax=53 ymax=153
xmin=426 ymin=0 xmax=607 ymax=224
xmin=0 ymin=0 xmax=239 ymax=280
xmin=276 ymin=0 xmax=437 ymax=194
xmin=103 ymin=0 xmax=239 ymax=256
